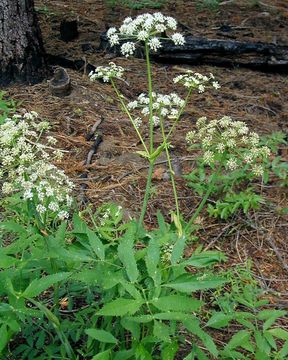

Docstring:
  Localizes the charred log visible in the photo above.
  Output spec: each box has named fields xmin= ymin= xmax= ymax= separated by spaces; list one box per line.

xmin=100 ymin=34 xmax=288 ymax=73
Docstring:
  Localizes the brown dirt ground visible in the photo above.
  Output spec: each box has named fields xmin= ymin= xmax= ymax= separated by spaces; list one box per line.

xmin=4 ymin=0 xmax=288 ymax=342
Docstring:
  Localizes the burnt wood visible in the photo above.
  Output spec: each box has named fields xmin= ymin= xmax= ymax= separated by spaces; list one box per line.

xmin=100 ymin=33 xmax=288 ymax=73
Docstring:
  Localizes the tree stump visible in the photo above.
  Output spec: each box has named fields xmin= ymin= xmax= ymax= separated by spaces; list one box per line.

xmin=49 ymin=67 xmax=71 ymax=97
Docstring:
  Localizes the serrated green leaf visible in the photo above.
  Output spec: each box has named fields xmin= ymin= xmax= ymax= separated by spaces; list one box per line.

xmin=225 ymin=330 xmax=251 ymax=351
xmin=121 ymin=281 xmax=142 ymax=300
xmin=206 ymin=312 xmax=233 ymax=329
xmin=267 ymin=328 xmax=288 ymax=341
xmin=279 ymin=340 xmax=288 ymax=358
xmin=258 ymin=309 xmax=286 ymax=320
xmin=97 ymin=298 xmax=143 ymax=316
xmin=145 ymin=238 xmax=160 ymax=286
xmin=72 ymin=213 xmax=88 ymax=234
xmin=161 ymin=341 xmax=178 ymax=360
xmin=3 ymin=234 xmax=39 ymax=255
xmin=184 ymin=345 xmax=210 ymax=360
xmin=114 ymin=349 xmax=135 ymax=360
xmin=154 ymin=312 xmax=189 ymax=321
xmin=31 ymin=300 xmax=60 ymax=327
xmin=156 ymin=211 xmax=167 ymax=233
xmin=171 ymin=235 xmax=186 ymax=265
xmin=55 ymin=221 xmax=67 ymax=245
xmin=184 ymin=319 xmax=218 ymax=357
xmin=126 ymin=312 xmax=188 ymax=323
xmin=0 ymin=324 xmax=8 ymax=353
xmin=118 ymin=231 xmax=139 ymax=283
xmin=92 ymin=349 xmax=111 ymax=360
xmin=220 ymin=349 xmax=246 ymax=359
xmin=255 ymin=350 xmax=270 ymax=360
xmin=254 ymin=330 xmax=267 ymax=352
xmin=181 ymin=251 xmax=225 ymax=268
xmin=263 ymin=331 xmax=277 ymax=350
xmin=258 ymin=309 xmax=286 ymax=331
xmin=153 ymin=320 xmax=170 ymax=342
xmin=126 ymin=315 xmax=154 ymax=323
xmin=135 ymin=343 xmax=153 ymax=360
xmin=87 ymin=229 xmax=105 ymax=260
xmin=72 ymin=269 xmax=100 ymax=285
xmin=103 ymin=270 xmax=124 ymax=289
xmin=0 ymin=221 xmax=26 ymax=235
xmin=22 ymin=272 xmax=71 ymax=298
xmin=85 ymin=328 xmax=117 ymax=344
xmin=0 ymin=253 xmax=18 ymax=268
xmin=121 ymin=318 xmax=140 ymax=340
xmin=164 ymin=276 xmax=226 ymax=293
xmin=151 ymin=295 xmax=202 ymax=312
xmin=56 ymin=248 xmax=93 ymax=262
xmin=241 ymin=339 xmax=254 ymax=353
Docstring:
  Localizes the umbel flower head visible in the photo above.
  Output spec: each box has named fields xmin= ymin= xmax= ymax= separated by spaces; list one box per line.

xmin=186 ymin=116 xmax=271 ymax=177
xmin=0 ymin=112 xmax=74 ymax=221
xmin=106 ymin=13 xmax=185 ymax=57
xmin=174 ymin=71 xmax=220 ymax=93
xmin=127 ymin=92 xmax=185 ymax=127
xmin=89 ymin=62 xmax=124 ymax=83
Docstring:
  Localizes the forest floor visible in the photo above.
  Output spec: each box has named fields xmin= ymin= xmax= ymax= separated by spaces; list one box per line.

xmin=7 ymin=0 xmax=288 ymax=326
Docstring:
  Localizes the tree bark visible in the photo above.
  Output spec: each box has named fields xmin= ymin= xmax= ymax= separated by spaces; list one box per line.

xmin=0 ymin=0 xmax=47 ymax=85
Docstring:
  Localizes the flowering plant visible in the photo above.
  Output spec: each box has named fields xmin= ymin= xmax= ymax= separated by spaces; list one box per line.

xmin=89 ymin=13 xmax=220 ymax=233
xmin=184 ymin=115 xmax=271 ymax=229
xmin=186 ymin=116 xmax=270 ymax=176
xmin=0 ymin=112 xmax=74 ymax=227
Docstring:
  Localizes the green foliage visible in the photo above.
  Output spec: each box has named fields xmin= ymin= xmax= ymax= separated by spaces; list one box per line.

xmin=0 ymin=92 xmax=16 ymax=124
xmin=184 ymin=160 xmax=252 ymax=197
xmin=208 ymin=265 xmax=287 ymax=359
xmin=196 ymin=0 xmax=221 ymax=11
xmin=261 ymin=132 xmax=288 ymax=187
xmin=207 ymin=190 xmax=263 ymax=219
xmin=0 ymin=208 xmax=227 ymax=358
xmin=35 ymin=6 xmax=56 ymax=16
xmin=105 ymin=0 xmax=166 ymax=10
xmin=185 ymin=131 xmax=288 ymax=221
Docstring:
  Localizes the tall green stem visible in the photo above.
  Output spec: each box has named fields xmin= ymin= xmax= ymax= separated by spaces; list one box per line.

xmin=138 ymin=43 xmax=155 ymax=226
xmin=138 ymin=161 xmax=154 ymax=226
xmin=159 ymin=117 xmax=180 ymax=223
xmin=145 ymin=42 xmax=154 ymax=154
xmin=185 ymin=161 xmax=223 ymax=232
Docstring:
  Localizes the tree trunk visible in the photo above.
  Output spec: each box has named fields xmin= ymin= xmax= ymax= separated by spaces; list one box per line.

xmin=0 ymin=0 xmax=47 ymax=85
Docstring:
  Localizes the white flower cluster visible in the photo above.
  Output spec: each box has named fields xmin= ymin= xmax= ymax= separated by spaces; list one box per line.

xmin=107 ymin=13 xmax=185 ymax=57
xmin=0 ymin=112 xmax=74 ymax=221
xmin=127 ymin=92 xmax=185 ymax=127
xmin=186 ymin=116 xmax=271 ymax=176
xmin=174 ymin=71 xmax=220 ymax=93
xmin=89 ymin=62 xmax=124 ymax=83
xmin=161 ymin=243 xmax=174 ymax=264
